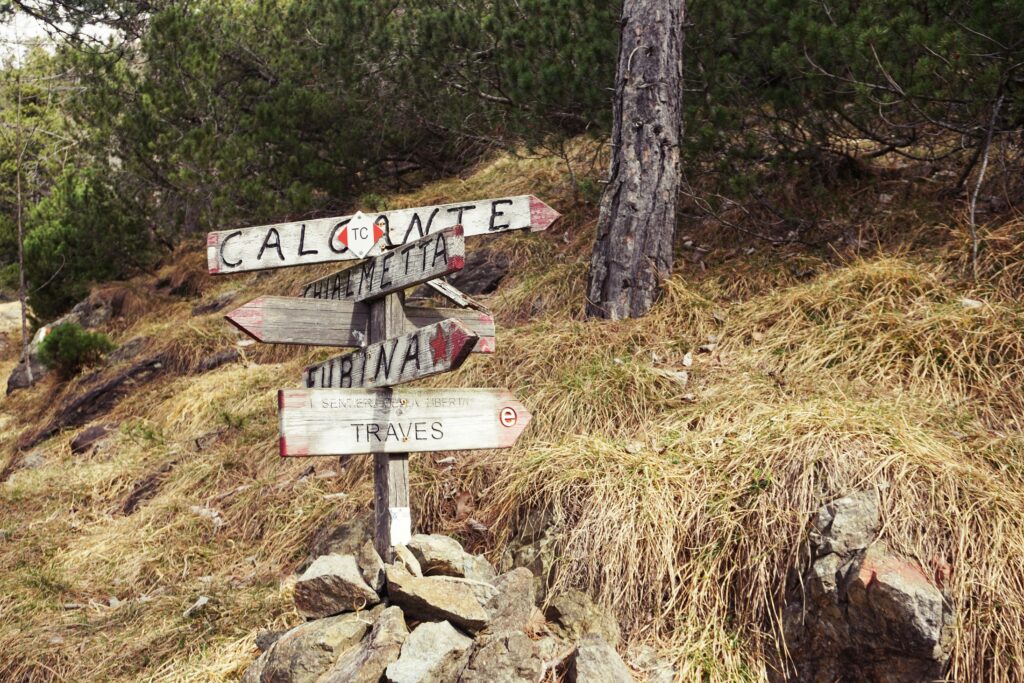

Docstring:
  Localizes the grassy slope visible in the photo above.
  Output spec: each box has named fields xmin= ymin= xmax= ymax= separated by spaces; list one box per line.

xmin=0 ymin=140 xmax=1022 ymax=681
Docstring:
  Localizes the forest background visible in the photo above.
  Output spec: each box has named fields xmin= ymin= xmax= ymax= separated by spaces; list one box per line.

xmin=1 ymin=0 xmax=1021 ymax=320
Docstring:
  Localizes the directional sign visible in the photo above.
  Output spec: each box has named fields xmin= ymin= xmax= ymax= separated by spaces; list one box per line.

xmin=299 ymin=226 xmax=465 ymax=303
xmin=278 ymin=388 xmax=532 ymax=456
xmin=224 ymin=296 xmax=495 ymax=353
xmin=207 ymin=195 xmax=560 ymax=274
xmin=305 ymin=319 xmax=476 ymax=389
xmin=224 ymin=296 xmax=366 ymax=347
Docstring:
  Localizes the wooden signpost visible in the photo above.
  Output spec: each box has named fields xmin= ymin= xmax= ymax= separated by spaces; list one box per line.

xmin=207 ymin=195 xmax=558 ymax=560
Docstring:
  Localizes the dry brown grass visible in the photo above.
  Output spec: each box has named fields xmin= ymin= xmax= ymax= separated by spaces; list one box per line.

xmin=0 ymin=140 xmax=1022 ymax=681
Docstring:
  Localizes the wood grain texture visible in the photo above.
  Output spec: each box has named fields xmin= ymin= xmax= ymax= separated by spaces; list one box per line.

xmin=425 ymin=279 xmax=490 ymax=312
xmin=371 ymin=292 xmax=410 ymax=561
xmin=277 ymin=388 xmax=533 ymax=456
xmin=208 ymin=195 xmax=560 ymax=274
xmin=224 ymin=296 xmax=494 ymax=353
xmin=299 ymin=226 xmax=465 ymax=303
xmin=224 ymin=296 xmax=366 ymax=346
xmin=304 ymin=318 xmax=477 ymax=389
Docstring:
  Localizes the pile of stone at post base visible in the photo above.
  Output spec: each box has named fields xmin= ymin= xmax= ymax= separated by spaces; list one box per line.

xmin=242 ymin=533 xmax=643 ymax=683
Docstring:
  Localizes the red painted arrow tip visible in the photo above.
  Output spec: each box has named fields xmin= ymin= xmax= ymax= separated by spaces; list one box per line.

xmin=224 ymin=298 xmax=265 ymax=341
xmin=496 ymin=396 xmax=532 ymax=447
xmin=529 ymin=196 xmax=561 ymax=232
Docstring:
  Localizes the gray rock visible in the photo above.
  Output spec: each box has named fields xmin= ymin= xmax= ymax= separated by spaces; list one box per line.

xmin=293 ymin=554 xmax=380 ymax=618
xmin=70 ymin=422 xmax=118 ymax=454
xmin=357 ymin=540 xmax=386 ymax=593
xmin=242 ymin=611 xmax=371 ymax=683
xmin=255 ymin=630 xmax=285 ymax=652
xmin=809 ymin=489 xmax=880 ymax=557
xmin=544 ymin=589 xmax=620 ymax=647
xmin=846 ymin=545 xmax=947 ymax=654
xmin=459 ymin=631 xmax=543 ymax=683
xmin=628 ymin=644 xmax=674 ymax=683
xmin=385 ymin=621 xmax=473 ymax=683
xmin=320 ymin=606 xmax=408 ymax=683
xmin=777 ymin=490 xmax=953 ymax=682
xmin=407 ymin=534 xmax=495 ymax=582
xmin=308 ymin=512 xmax=373 ymax=561
xmin=501 ymin=534 xmax=557 ymax=603
xmin=482 ymin=568 xmax=535 ymax=634
xmin=568 ymin=635 xmax=633 ymax=683
xmin=107 ymin=336 xmax=148 ymax=363
xmin=68 ymin=298 xmax=111 ymax=329
xmin=385 ymin=565 xmax=490 ymax=633
xmin=6 ymin=354 xmax=47 ymax=394
xmin=393 ymin=544 xmax=424 ymax=577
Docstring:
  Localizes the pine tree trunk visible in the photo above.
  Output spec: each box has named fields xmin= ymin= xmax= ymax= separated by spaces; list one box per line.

xmin=586 ymin=0 xmax=684 ymax=319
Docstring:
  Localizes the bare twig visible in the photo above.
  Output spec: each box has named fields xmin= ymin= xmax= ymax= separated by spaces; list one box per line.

xmin=969 ymin=92 xmax=1005 ymax=279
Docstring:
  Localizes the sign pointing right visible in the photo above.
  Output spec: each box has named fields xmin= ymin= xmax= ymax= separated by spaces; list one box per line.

xmin=208 ymin=195 xmax=560 ymax=275
xmin=278 ymin=388 xmax=532 ymax=456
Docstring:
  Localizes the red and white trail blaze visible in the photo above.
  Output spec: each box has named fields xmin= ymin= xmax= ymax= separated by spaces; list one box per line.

xmin=304 ymin=319 xmax=477 ymax=389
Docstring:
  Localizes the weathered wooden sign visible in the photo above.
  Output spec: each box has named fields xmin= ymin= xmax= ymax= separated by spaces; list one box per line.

xmin=224 ymin=296 xmax=495 ymax=353
xmin=210 ymin=191 xmax=558 ymax=562
xmin=207 ymin=195 xmax=560 ymax=274
xmin=305 ymin=319 xmax=476 ymax=389
xmin=299 ymin=226 xmax=465 ymax=302
xmin=278 ymin=388 xmax=532 ymax=456
xmin=425 ymin=279 xmax=489 ymax=311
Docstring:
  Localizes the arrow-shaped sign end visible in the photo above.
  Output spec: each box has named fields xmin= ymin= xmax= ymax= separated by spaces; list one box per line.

xmin=528 ymin=196 xmax=561 ymax=232
xmin=224 ymin=297 xmax=266 ymax=342
xmin=496 ymin=393 xmax=532 ymax=447
xmin=445 ymin=319 xmax=478 ymax=371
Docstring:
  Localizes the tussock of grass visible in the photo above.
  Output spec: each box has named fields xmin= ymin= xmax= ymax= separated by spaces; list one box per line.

xmin=1 ymin=141 xmax=1023 ymax=682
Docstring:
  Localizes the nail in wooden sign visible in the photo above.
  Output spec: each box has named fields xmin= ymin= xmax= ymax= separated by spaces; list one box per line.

xmin=299 ymin=226 xmax=465 ymax=303
xmin=304 ymin=319 xmax=476 ymax=389
xmin=207 ymin=195 xmax=560 ymax=274
xmin=224 ymin=296 xmax=495 ymax=353
xmin=278 ymin=388 xmax=532 ymax=456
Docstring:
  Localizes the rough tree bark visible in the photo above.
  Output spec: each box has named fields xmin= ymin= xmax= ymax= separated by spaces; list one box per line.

xmin=586 ymin=0 xmax=684 ymax=320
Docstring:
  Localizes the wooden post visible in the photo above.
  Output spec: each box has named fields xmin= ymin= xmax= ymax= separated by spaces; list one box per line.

xmin=369 ymin=292 xmax=410 ymax=561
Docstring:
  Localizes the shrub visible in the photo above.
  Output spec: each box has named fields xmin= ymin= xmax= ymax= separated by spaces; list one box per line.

xmin=37 ymin=322 xmax=115 ymax=378
xmin=24 ymin=166 xmax=152 ymax=320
